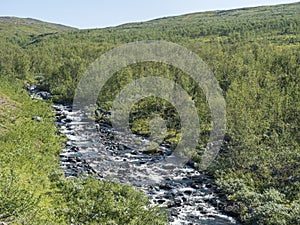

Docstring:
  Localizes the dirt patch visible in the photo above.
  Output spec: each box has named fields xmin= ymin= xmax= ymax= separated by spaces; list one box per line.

xmin=0 ymin=94 xmax=17 ymax=131
xmin=0 ymin=94 xmax=17 ymax=110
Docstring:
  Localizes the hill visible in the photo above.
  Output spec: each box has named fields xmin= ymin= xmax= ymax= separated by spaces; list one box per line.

xmin=0 ymin=16 xmax=77 ymax=47
xmin=0 ymin=17 xmax=75 ymax=31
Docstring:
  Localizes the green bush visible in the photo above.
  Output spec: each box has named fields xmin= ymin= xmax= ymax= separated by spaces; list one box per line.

xmin=51 ymin=175 xmax=167 ymax=225
xmin=0 ymin=80 xmax=167 ymax=224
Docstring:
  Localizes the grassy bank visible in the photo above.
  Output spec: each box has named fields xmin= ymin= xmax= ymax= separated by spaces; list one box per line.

xmin=0 ymin=79 xmax=167 ymax=224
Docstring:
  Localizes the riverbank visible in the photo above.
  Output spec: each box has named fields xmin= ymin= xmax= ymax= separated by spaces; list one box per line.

xmin=0 ymin=80 xmax=167 ymax=224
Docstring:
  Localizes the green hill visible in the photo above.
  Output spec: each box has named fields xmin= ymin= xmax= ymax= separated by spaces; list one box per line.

xmin=0 ymin=17 xmax=75 ymax=31
xmin=117 ymin=1 xmax=299 ymax=36
xmin=0 ymin=2 xmax=299 ymax=224
xmin=0 ymin=16 xmax=77 ymax=47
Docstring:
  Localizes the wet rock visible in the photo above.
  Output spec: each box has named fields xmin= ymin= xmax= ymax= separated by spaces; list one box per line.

xmin=52 ymin=103 xmax=239 ymax=225
xmin=63 ymin=118 xmax=72 ymax=123
xmin=156 ymin=199 xmax=166 ymax=204
xmin=171 ymin=210 xmax=179 ymax=216
xmin=27 ymin=84 xmax=37 ymax=92
xmin=37 ymin=91 xmax=52 ymax=100
xmin=182 ymin=196 xmax=188 ymax=202
xmin=159 ymin=183 xmax=173 ymax=190
xmin=174 ymin=198 xmax=182 ymax=207
xmin=206 ymin=183 xmax=213 ymax=188
xmin=191 ymin=183 xmax=199 ymax=189
xmin=224 ymin=204 xmax=240 ymax=217
xmin=183 ymin=189 xmax=193 ymax=195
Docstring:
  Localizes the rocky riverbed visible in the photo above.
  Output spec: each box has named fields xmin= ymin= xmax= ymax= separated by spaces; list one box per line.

xmin=53 ymin=104 xmax=240 ymax=225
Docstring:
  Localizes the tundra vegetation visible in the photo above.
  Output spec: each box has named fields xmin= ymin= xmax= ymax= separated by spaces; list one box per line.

xmin=0 ymin=2 xmax=299 ymax=224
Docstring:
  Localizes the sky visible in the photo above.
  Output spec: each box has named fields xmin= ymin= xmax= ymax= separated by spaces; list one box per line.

xmin=1 ymin=0 xmax=299 ymax=29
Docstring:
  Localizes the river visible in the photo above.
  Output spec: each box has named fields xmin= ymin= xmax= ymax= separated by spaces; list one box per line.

xmin=53 ymin=103 xmax=240 ymax=225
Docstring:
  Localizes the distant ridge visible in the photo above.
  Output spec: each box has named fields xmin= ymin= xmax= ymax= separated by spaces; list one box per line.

xmin=114 ymin=1 xmax=300 ymax=29
xmin=0 ymin=16 xmax=77 ymax=38
xmin=0 ymin=16 xmax=77 ymax=30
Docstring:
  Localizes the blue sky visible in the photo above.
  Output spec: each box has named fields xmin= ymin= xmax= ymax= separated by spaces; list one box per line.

xmin=1 ymin=0 xmax=298 ymax=28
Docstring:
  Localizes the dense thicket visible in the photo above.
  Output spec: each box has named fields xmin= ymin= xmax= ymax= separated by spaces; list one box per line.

xmin=0 ymin=2 xmax=299 ymax=224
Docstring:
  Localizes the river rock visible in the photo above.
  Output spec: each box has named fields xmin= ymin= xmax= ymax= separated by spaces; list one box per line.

xmin=52 ymin=104 xmax=240 ymax=225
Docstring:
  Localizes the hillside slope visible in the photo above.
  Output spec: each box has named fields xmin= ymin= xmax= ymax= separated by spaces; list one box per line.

xmin=0 ymin=17 xmax=77 ymax=47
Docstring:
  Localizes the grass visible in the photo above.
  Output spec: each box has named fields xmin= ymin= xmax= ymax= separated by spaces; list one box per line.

xmin=0 ymin=79 xmax=167 ymax=224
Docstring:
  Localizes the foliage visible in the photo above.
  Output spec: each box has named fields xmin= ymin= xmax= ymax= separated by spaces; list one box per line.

xmin=0 ymin=80 xmax=167 ymax=224
xmin=0 ymin=2 xmax=299 ymax=224
xmin=50 ymin=175 xmax=167 ymax=225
